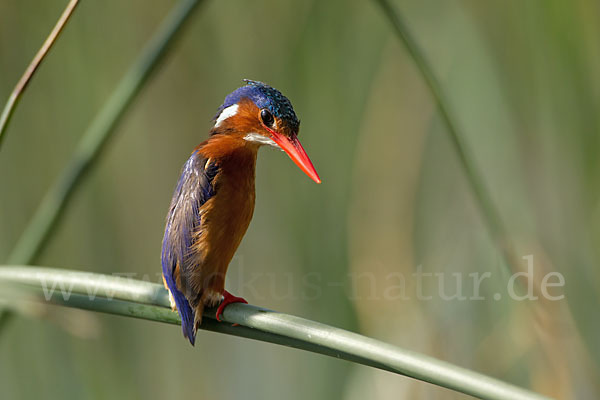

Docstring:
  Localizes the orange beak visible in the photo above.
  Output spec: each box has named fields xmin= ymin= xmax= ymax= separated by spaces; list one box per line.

xmin=266 ymin=127 xmax=321 ymax=184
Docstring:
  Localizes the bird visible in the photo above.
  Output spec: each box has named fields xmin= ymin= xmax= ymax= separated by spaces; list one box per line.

xmin=161 ymin=80 xmax=320 ymax=345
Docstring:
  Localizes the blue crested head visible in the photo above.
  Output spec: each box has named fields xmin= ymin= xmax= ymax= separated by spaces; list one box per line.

xmin=216 ymin=79 xmax=300 ymax=132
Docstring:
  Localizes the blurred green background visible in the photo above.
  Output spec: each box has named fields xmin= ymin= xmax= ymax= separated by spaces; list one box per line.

xmin=1 ymin=0 xmax=599 ymax=399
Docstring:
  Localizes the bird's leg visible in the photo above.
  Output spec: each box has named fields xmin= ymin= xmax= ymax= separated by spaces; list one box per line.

xmin=215 ymin=290 xmax=247 ymax=322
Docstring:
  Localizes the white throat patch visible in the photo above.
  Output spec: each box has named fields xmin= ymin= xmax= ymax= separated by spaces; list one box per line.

xmin=243 ymin=132 xmax=279 ymax=148
xmin=214 ymin=104 xmax=239 ymax=128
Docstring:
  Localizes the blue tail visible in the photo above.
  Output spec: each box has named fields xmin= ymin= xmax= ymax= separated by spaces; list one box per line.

xmin=166 ymin=274 xmax=196 ymax=345
xmin=162 ymin=265 xmax=196 ymax=345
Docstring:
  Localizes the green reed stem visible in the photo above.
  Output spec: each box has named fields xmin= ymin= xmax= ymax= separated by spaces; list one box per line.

xmin=7 ymin=0 xmax=204 ymax=265
xmin=373 ymin=0 xmax=513 ymax=267
xmin=0 ymin=0 xmax=80 ymax=151
xmin=0 ymin=266 xmax=552 ymax=400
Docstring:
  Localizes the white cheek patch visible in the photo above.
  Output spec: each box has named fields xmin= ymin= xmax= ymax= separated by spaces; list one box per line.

xmin=243 ymin=132 xmax=280 ymax=148
xmin=214 ymin=104 xmax=239 ymax=127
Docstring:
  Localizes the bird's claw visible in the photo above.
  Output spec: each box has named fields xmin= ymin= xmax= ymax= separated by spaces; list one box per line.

xmin=215 ymin=290 xmax=247 ymax=323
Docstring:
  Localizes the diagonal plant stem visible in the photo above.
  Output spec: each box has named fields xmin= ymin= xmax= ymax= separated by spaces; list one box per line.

xmin=7 ymin=0 xmax=204 ymax=265
xmin=372 ymin=0 xmax=600 ymax=381
xmin=373 ymin=0 xmax=514 ymax=268
xmin=0 ymin=266 xmax=552 ymax=400
xmin=0 ymin=0 xmax=80 ymax=151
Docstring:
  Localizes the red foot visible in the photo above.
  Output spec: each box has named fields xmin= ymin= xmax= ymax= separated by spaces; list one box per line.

xmin=215 ymin=290 xmax=247 ymax=322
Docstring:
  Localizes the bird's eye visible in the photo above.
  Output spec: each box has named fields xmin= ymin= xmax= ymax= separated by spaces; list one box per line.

xmin=260 ymin=109 xmax=274 ymax=127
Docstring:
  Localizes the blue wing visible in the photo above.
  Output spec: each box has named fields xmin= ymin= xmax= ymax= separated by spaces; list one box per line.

xmin=161 ymin=149 xmax=218 ymax=345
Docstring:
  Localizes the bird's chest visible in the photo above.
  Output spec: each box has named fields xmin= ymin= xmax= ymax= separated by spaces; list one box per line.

xmin=193 ymin=151 xmax=257 ymax=267
xmin=206 ymin=169 xmax=256 ymax=235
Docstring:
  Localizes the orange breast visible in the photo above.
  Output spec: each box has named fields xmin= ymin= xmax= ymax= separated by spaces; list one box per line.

xmin=187 ymin=139 xmax=258 ymax=307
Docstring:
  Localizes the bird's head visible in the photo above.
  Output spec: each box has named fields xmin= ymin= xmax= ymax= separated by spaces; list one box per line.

xmin=211 ymin=80 xmax=320 ymax=183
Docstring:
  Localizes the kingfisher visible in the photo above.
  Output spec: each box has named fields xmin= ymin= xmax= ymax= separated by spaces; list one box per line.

xmin=161 ymin=80 xmax=320 ymax=345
